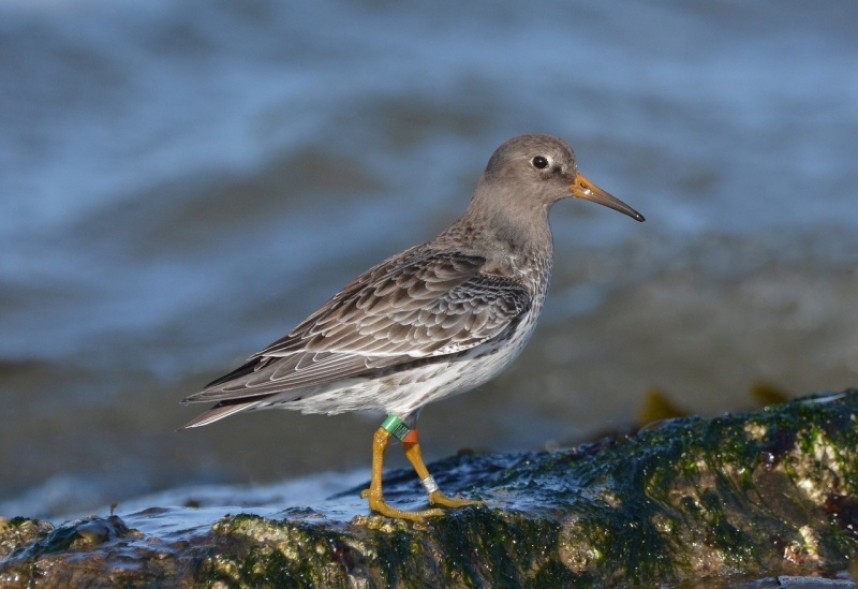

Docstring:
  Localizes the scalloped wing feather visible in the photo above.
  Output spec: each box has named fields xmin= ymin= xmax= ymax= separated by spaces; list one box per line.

xmin=183 ymin=250 xmax=531 ymax=404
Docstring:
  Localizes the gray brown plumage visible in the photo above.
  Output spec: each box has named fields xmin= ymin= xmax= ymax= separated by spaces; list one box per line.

xmin=181 ymin=134 xmax=644 ymax=520
xmin=183 ymin=134 xmax=643 ymax=426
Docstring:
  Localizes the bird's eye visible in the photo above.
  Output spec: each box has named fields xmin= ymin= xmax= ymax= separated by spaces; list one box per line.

xmin=531 ymin=156 xmax=550 ymax=170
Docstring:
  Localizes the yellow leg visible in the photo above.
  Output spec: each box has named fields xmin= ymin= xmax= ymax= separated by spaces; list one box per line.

xmin=403 ymin=434 xmax=482 ymax=509
xmin=361 ymin=427 xmax=443 ymax=522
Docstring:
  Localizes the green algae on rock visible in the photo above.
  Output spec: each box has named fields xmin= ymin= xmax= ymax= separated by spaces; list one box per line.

xmin=2 ymin=390 xmax=858 ymax=588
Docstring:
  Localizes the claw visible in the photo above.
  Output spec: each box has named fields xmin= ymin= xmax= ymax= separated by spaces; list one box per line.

xmin=428 ymin=490 xmax=482 ymax=509
xmin=368 ymin=496 xmax=444 ymax=522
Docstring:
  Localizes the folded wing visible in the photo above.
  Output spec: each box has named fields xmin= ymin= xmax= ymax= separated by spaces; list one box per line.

xmin=183 ymin=250 xmax=531 ymax=406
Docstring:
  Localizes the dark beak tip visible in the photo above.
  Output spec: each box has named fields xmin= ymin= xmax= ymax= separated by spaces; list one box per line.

xmin=634 ymin=212 xmax=646 ymax=223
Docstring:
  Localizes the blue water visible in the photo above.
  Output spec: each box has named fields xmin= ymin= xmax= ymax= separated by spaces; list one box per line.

xmin=1 ymin=0 xmax=857 ymax=518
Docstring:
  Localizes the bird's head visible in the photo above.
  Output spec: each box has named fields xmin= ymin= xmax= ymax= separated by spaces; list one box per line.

xmin=480 ymin=134 xmax=645 ymax=222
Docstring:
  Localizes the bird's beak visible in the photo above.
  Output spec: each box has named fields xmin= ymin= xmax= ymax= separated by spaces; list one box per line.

xmin=570 ymin=175 xmax=645 ymax=222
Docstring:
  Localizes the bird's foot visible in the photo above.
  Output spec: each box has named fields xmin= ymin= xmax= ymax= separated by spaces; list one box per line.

xmin=361 ymin=489 xmax=444 ymax=523
xmin=428 ymin=490 xmax=482 ymax=509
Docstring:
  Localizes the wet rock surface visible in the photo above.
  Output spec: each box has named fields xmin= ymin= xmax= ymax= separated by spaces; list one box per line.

xmin=2 ymin=390 xmax=858 ymax=588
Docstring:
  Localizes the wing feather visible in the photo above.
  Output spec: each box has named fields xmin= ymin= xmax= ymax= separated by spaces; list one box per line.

xmin=183 ymin=250 xmax=531 ymax=405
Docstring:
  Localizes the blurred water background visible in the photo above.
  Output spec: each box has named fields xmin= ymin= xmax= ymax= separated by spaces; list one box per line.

xmin=1 ymin=0 xmax=857 ymax=519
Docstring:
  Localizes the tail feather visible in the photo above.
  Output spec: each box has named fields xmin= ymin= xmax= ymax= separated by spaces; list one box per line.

xmin=181 ymin=400 xmax=259 ymax=429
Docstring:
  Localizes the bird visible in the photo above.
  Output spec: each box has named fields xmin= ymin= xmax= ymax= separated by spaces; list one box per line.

xmin=181 ymin=134 xmax=645 ymax=522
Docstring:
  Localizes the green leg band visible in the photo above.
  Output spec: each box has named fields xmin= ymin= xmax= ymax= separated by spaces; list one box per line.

xmin=381 ymin=415 xmax=411 ymax=441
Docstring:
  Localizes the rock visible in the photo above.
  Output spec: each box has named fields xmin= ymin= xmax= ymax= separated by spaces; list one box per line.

xmin=2 ymin=390 xmax=858 ymax=588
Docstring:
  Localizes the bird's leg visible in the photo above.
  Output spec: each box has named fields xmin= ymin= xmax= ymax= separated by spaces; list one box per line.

xmin=361 ymin=419 xmax=443 ymax=522
xmin=402 ymin=429 xmax=481 ymax=509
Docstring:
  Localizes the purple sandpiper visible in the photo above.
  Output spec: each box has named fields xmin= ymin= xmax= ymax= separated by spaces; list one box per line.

xmin=182 ymin=134 xmax=645 ymax=522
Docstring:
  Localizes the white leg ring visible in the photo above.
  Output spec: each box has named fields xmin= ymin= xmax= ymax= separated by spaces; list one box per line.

xmin=421 ymin=475 xmax=439 ymax=494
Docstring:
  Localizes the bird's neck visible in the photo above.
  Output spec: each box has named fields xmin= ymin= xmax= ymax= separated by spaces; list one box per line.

xmin=441 ymin=196 xmax=554 ymax=264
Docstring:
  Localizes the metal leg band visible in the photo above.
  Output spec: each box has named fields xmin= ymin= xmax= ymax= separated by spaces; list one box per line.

xmin=421 ymin=475 xmax=439 ymax=495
